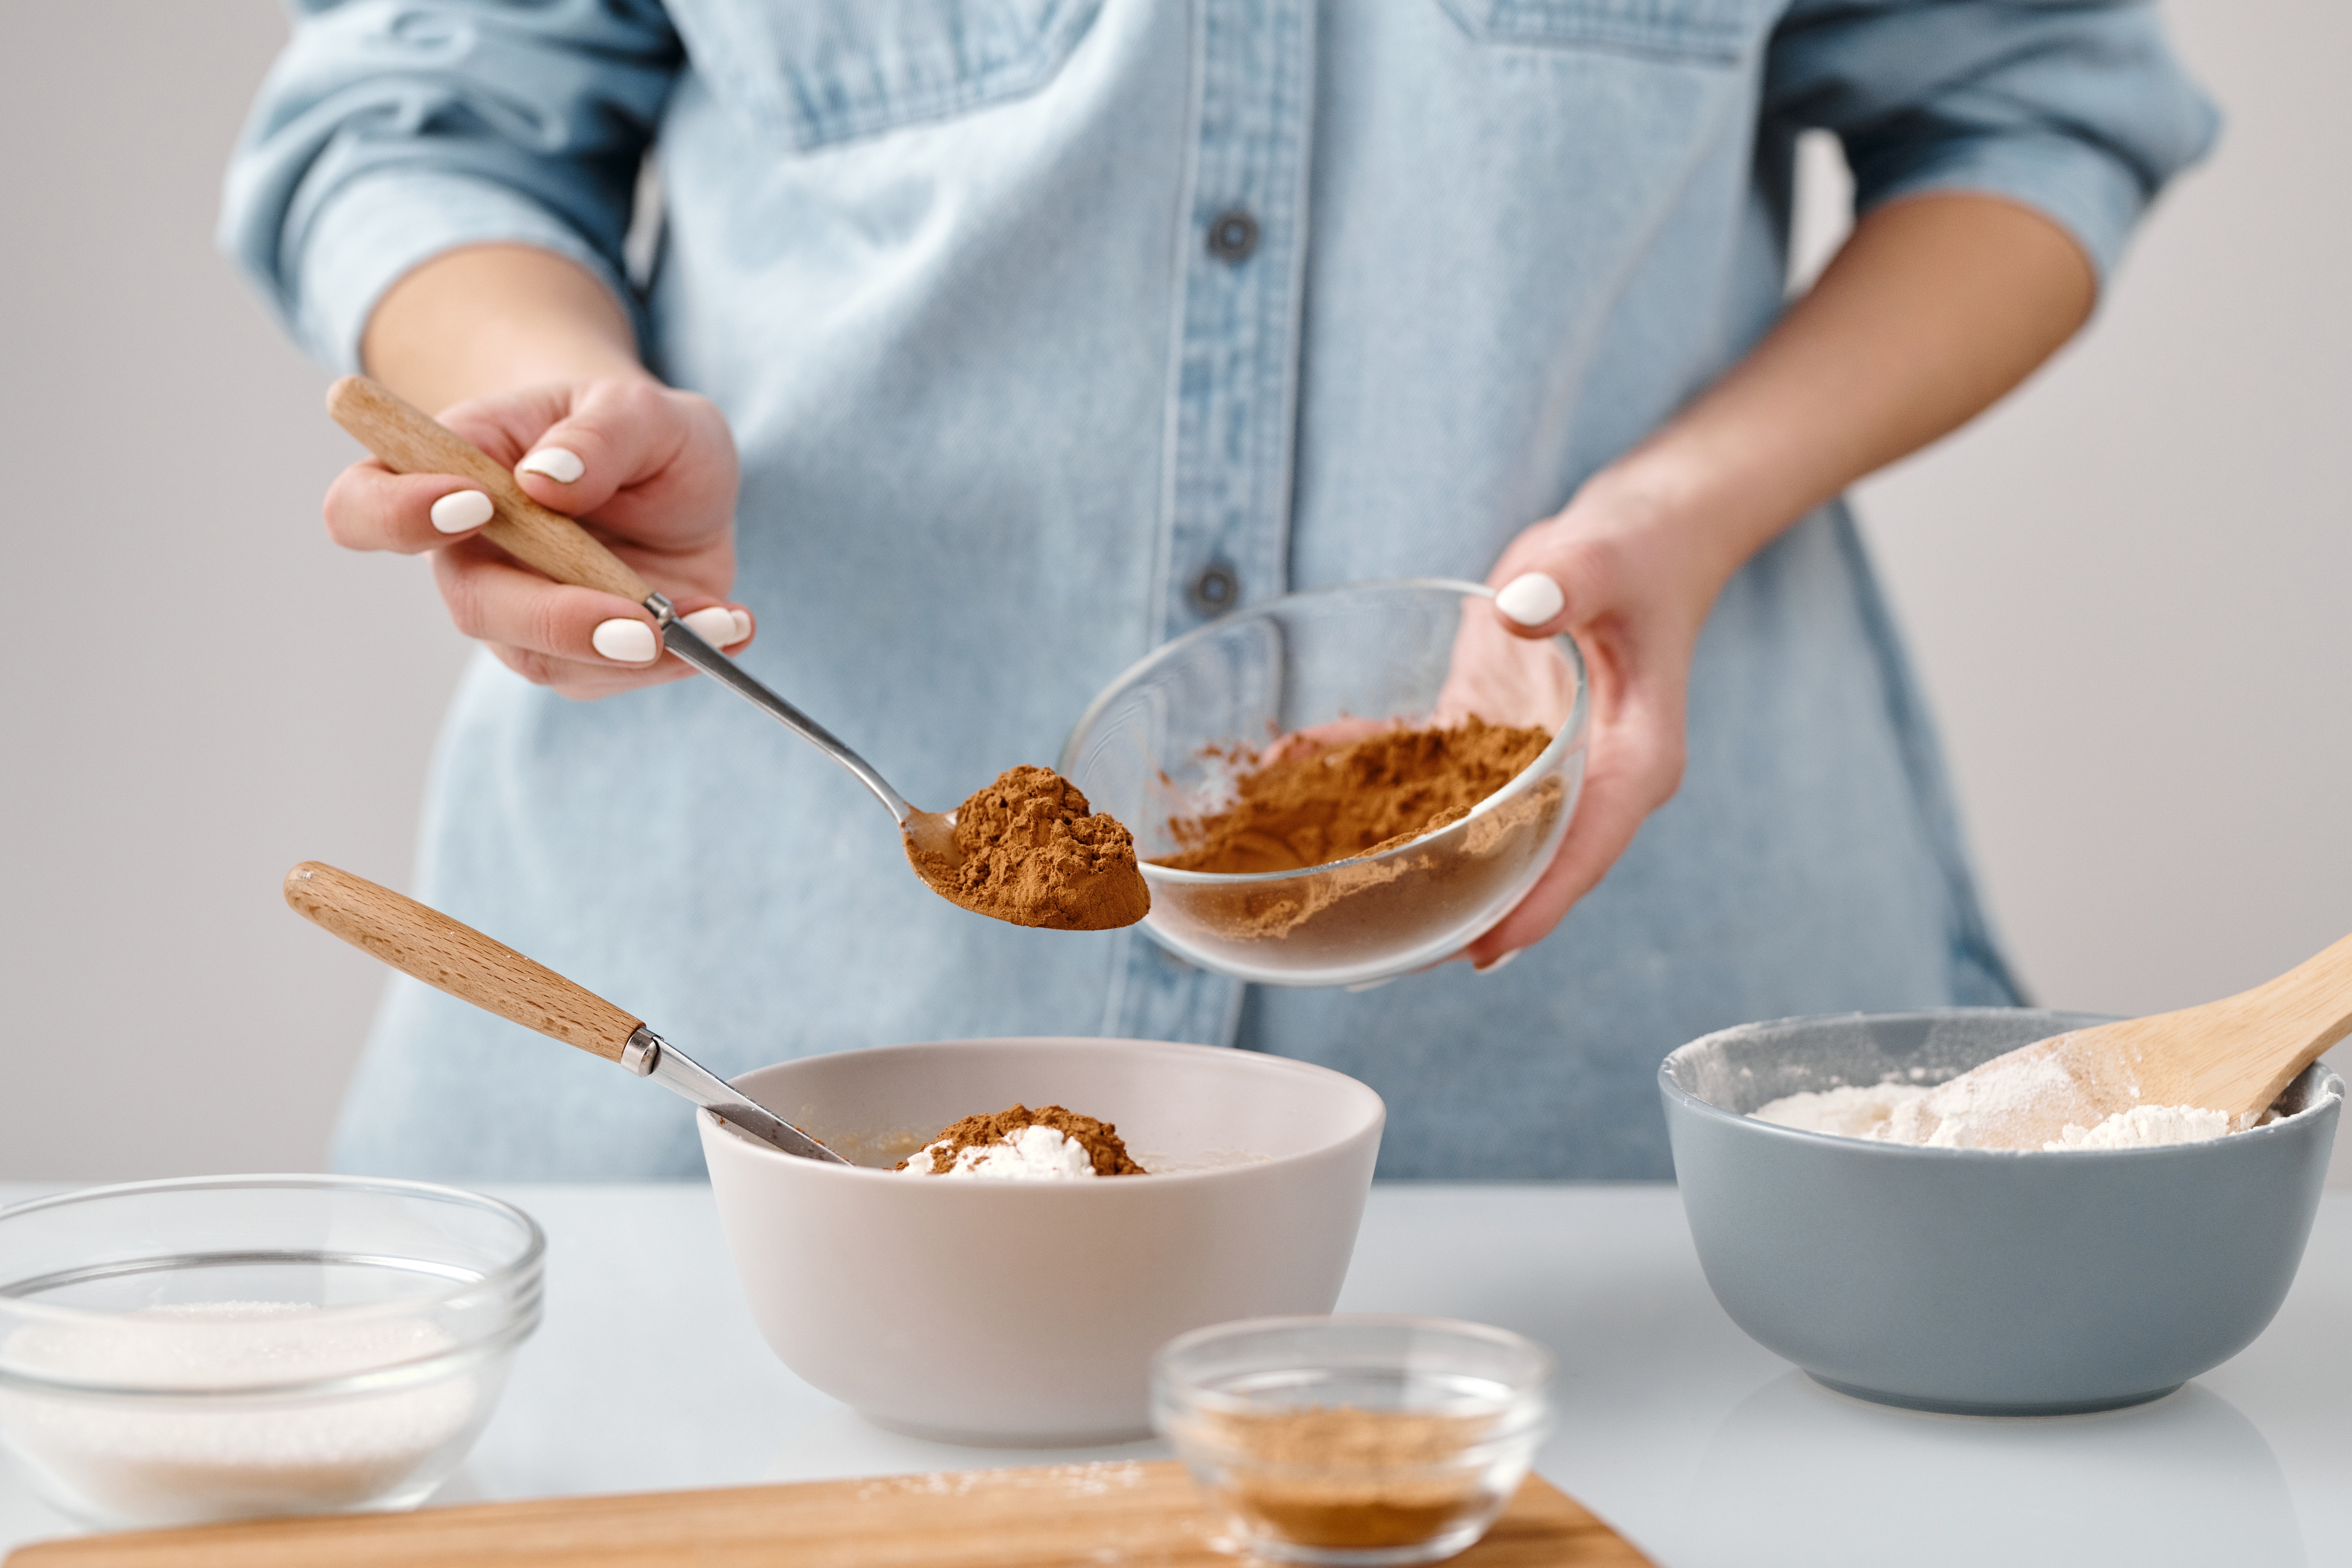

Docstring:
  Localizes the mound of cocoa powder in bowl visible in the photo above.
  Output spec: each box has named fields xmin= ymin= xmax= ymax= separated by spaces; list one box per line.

xmin=906 ymin=766 xmax=1151 ymax=931
xmin=1155 ymin=718 xmax=1553 ymax=876
xmin=897 ymin=1103 xmax=1147 ymax=1176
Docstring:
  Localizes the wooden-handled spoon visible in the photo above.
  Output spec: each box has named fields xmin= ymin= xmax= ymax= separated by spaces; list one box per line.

xmin=323 ymin=377 xmax=965 ymax=863
xmin=284 ymin=861 xmax=849 ymax=1164
xmin=325 ymin=375 xmax=1151 ymax=932
xmin=1913 ymin=928 xmax=2352 ymax=1149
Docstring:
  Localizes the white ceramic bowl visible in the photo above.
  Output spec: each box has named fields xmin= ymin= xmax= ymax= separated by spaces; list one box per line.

xmin=697 ymin=1039 xmax=1386 ymax=1445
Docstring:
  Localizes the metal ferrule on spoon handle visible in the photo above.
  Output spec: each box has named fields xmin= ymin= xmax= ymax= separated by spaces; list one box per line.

xmin=618 ymin=1024 xmax=845 ymax=1164
xmin=325 ymin=375 xmax=914 ymax=827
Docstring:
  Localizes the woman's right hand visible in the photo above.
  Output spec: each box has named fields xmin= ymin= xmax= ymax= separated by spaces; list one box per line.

xmin=321 ymin=373 xmax=749 ymax=699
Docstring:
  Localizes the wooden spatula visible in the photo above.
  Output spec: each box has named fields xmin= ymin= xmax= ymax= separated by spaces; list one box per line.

xmin=1928 ymin=928 xmax=2352 ymax=1149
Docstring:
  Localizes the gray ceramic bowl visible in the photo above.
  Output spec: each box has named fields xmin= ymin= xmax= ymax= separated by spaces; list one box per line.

xmin=1660 ymin=1009 xmax=2341 ymax=1416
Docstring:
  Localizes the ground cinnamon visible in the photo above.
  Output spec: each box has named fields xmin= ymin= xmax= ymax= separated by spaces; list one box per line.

xmin=1212 ymin=1406 xmax=1497 ymax=1550
xmin=897 ymin=1103 xmax=1146 ymax=1176
xmin=1155 ymin=718 xmax=1552 ymax=875
xmin=907 ymin=766 xmax=1151 ymax=931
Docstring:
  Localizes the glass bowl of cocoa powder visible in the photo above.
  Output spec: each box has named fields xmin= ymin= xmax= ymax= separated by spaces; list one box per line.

xmin=1061 ymin=580 xmax=1587 ymax=987
xmin=1153 ymin=1315 xmax=1555 ymax=1566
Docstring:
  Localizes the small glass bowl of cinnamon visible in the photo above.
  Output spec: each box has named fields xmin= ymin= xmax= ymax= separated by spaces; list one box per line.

xmin=1152 ymin=1315 xmax=1555 ymax=1566
xmin=1060 ymin=580 xmax=1588 ymax=989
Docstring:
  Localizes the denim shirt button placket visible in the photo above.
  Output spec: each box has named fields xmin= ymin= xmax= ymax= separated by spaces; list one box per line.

xmin=1116 ymin=0 xmax=1317 ymax=1047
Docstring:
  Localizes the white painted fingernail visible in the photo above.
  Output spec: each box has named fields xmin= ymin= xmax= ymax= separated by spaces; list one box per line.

xmin=591 ymin=618 xmax=659 ymax=663
xmin=730 ymin=610 xmax=752 ymax=644
xmin=680 ymin=606 xmax=739 ymax=645
xmin=429 ymin=489 xmax=494 ymax=534
xmin=1474 ymin=949 xmax=1519 ymax=975
xmin=1495 ymin=573 xmax=1565 ymax=627
xmin=517 ymin=446 xmax=585 ymax=483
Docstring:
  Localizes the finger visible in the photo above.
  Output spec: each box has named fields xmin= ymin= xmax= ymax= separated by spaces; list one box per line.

xmin=1263 ymin=715 xmax=1392 ymax=765
xmin=677 ymin=604 xmax=755 ymax=651
xmin=434 ymin=541 xmax=757 ymax=671
xmin=483 ymin=637 xmax=699 ymax=700
xmin=1459 ymin=687 xmax=1686 ymax=965
xmin=323 ymin=464 xmax=497 ymax=555
xmin=1486 ymin=531 xmax=1621 ymax=640
xmin=434 ymin=538 xmax=669 ymax=669
xmin=1493 ymin=571 xmax=1566 ymax=633
xmin=500 ymin=378 xmax=691 ymax=517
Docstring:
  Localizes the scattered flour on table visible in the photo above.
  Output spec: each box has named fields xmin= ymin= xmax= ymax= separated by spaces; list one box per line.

xmin=0 ymin=1301 xmax=478 ymax=1518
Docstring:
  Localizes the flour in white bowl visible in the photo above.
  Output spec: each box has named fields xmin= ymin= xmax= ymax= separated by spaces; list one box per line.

xmin=896 ymin=1123 xmax=1098 ymax=1180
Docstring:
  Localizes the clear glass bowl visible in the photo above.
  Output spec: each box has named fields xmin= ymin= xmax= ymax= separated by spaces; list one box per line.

xmin=0 ymin=1175 xmax=543 ymax=1528
xmin=1153 ymin=1315 xmax=1555 ymax=1566
xmin=1060 ymin=580 xmax=1588 ymax=988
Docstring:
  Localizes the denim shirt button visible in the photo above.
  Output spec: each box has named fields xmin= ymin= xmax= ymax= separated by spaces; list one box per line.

xmin=1187 ymin=561 xmax=1241 ymax=616
xmin=1206 ymin=209 xmax=1259 ymax=263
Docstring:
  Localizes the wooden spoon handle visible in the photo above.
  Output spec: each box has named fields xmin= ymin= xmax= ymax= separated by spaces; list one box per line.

xmin=325 ymin=375 xmax=653 ymax=604
xmin=2221 ymin=928 xmax=2352 ymax=1106
xmin=284 ymin=862 xmax=640 ymax=1064
xmin=2136 ymin=926 xmax=2352 ymax=1117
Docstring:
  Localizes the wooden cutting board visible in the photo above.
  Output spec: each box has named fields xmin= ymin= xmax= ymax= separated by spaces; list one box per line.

xmin=6 ymin=1460 xmax=1650 ymax=1566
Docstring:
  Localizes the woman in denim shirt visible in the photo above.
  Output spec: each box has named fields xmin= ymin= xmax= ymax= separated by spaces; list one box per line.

xmin=224 ymin=1 xmax=2214 ymax=1180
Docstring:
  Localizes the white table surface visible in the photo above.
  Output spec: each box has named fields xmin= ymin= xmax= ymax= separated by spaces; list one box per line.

xmin=2 ymin=1181 xmax=2347 ymax=1566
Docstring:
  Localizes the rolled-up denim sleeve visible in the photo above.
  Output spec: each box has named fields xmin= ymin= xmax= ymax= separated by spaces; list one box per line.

xmin=220 ymin=0 xmax=682 ymax=371
xmin=1765 ymin=1 xmax=2220 ymax=281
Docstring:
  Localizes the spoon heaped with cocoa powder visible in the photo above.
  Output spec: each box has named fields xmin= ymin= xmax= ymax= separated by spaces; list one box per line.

xmin=326 ymin=376 xmax=1147 ymax=933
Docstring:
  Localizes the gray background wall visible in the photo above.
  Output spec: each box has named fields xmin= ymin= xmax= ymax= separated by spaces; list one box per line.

xmin=1 ymin=1 xmax=2344 ymax=1180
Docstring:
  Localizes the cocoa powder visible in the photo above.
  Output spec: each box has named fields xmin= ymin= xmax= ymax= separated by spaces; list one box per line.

xmin=897 ymin=1103 xmax=1146 ymax=1176
xmin=1212 ymin=1406 xmax=1496 ymax=1551
xmin=1155 ymin=719 xmax=1552 ymax=876
xmin=906 ymin=766 xmax=1151 ymax=931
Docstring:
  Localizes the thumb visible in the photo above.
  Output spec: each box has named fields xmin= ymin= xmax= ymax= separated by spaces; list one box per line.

xmin=1488 ymin=529 xmax=1624 ymax=641
xmin=510 ymin=377 xmax=681 ymax=517
xmin=1491 ymin=570 xmax=1568 ymax=637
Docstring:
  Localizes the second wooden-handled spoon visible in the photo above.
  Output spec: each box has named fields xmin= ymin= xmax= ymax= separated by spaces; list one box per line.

xmin=1888 ymin=927 xmax=2352 ymax=1150
xmin=285 ymin=861 xmax=849 ymax=1165
xmin=324 ymin=375 xmax=1147 ymax=932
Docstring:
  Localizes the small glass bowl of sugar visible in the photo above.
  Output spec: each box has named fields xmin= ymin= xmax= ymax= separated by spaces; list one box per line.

xmin=0 ymin=1175 xmax=542 ymax=1529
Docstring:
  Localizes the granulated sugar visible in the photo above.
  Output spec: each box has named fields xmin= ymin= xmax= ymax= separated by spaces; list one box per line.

xmin=0 ymin=1301 xmax=480 ymax=1521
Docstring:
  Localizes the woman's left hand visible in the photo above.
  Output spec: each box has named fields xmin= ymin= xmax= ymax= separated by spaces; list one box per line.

xmin=1458 ymin=192 xmax=2099 ymax=971
xmin=1459 ymin=472 xmax=1736 ymax=969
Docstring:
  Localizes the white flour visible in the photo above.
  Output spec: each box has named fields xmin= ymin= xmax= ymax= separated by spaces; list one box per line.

xmin=1749 ymin=1082 xmax=1931 ymax=1138
xmin=1754 ymin=1077 xmax=2239 ymax=1151
xmin=0 ymin=1301 xmax=479 ymax=1522
xmin=2045 ymin=1103 xmax=2234 ymax=1149
xmin=896 ymin=1123 xmax=1098 ymax=1180
xmin=1878 ymin=1046 xmax=2087 ymax=1148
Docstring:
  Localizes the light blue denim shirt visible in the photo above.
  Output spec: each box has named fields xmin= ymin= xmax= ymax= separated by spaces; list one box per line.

xmin=225 ymin=0 xmax=2213 ymax=1181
